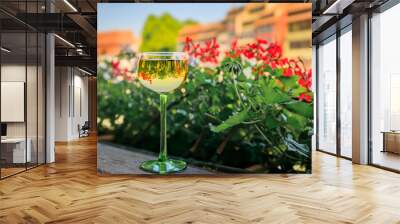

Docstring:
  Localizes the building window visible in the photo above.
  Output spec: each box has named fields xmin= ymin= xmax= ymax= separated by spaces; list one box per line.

xmin=240 ymin=31 xmax=253 ymax=39
xmin=288 ymin=20 xmax=310 ymax=32
xmin=288 ymin=8 xmax=310 ymax=16
xmin=243 ymin=21 xmax=253 ymax=27
xmin=290 ymin=40 xmax=311 ymax=49
xmin=256 ymin=24 xmax=273 ymax=34
xmin=249 ymin=5 xmax=264 ymax=14
xmin=260 ymin=13 xmax=273 ymax=20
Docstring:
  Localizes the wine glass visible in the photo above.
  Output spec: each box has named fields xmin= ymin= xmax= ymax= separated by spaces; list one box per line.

xmin=137 ymin=52 xmax=188 ymax=174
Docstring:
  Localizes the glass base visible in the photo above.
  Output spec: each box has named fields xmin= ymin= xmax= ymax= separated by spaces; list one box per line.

xmin=139 ymin=159 xmax=187 ymax=174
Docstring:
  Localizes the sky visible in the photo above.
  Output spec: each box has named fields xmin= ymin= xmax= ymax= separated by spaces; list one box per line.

xmin=98 ymin=3 xmax=244 ymax=36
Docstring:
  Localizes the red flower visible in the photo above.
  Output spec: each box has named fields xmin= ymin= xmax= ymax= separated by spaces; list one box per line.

xmin=183 ymin=37 xmax=191 ymax=52
xmin=242 ymin=49 xmax=255 ymax=59
xmin=183 ymin=37 xmax=313 ymax=90
xmin=249 ymin=43 xmax=258 ymax=50
xmin=294 ymin=65 xmax=302 ymax=76
xmin=268 ymin=61 xmax=278 ymax=69
xmin=299 ymin=92 xmax=312 ymax=103
xmin=111 ymin=60 xmax=122 ymax=77
xmin=111 ymin=60 xmax=119 ymax=69
xmin=283 ymin=68 xmax=293 ymax=77
xmin=298 ymin=69 xmax=312 ymax=89
xmin=231 ymin=39 xmax=238 ymax=50
xmin=267 ymin=43 xmax=282 ymax=59
xmin=242 ymin=40 xmax=268 ymax=60
xmin=257 ymin=38 xmax=268 ymax=44
xmin=280 ymin=58 xmax=289 ymax=65
xmin=226 ymin=40 xmax=241 ymax=58
xmin=184 ymin=36 xmax=220 ymax=64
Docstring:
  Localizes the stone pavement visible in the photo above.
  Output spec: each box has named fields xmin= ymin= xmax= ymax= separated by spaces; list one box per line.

xmin=97 ymin=142 xmax=214 ymax=174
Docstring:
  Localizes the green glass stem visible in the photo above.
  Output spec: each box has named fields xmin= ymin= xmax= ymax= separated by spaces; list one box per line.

xmin=139 ymin=93 xmax=187 ymax=174
xmin=159 ymin=93 xmax=168 ymax=161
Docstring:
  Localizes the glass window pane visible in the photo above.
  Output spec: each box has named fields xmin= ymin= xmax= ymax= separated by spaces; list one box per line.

xmin=27 ymin=0 xmax=40 ymax=169
xmin=0 ymin=0 xmax=46 ymax=179
xmin=312 ymin=45 xmax=317 ymax=151
xmin=340 ymin=29 xmax=352 ymax=158
xmin=27 ymin=31 xmax=38 ymax=169
xmin=318 ymin=37 xmax=337 ymax=154
xmin=1 ymin=30 xmax=27 ymax=177
xmin=371 ymin=4 xmax=400 ymax=171
xmin=38 ymin=32 xmax=45 ymax=165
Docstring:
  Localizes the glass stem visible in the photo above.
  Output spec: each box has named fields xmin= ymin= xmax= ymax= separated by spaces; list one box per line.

xmin=159 ymin=93 xmax=168 ymax=161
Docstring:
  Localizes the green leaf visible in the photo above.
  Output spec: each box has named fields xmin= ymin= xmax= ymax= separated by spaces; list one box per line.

xmin=265 ymin=144 xmax=287 ymax=155
xmin=284 ymin=101 xmax=313 ymax=118
xmin=284 ymin=135 xmax=310 ymax=158
xmin=291 ymin=86 xmax=308 ymax=97
xmin=260 ymin=80 xmax=292 ymax=105
xmin=272 ymin=68 xmax=283 ymax=77
xmin=221 ymin=58 xmax=243 ymax=75
xmin=278 ymin=75 xmax=299 ymax=90
xmin=263 ymin=64 xmax=273 ymax=74
xmin=236 ymin=82 xmax=252 ymax=91
xmin=283 ymin=109 xmax=308 ymax=131
xmin=264 ymin=115 xmax=279 ymax=130
xmin=211 ymin=109 xmax=248 ymax=133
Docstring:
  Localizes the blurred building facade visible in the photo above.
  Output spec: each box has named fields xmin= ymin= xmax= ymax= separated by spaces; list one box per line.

xmin=178 ymin=3 xmax=312 ymax=67
xmin=97 ymin=30 xmax=139 ymax=57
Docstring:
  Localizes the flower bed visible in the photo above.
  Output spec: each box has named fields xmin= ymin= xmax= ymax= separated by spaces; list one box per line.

xmin=97 ymin=38 xmax=313 ymax=173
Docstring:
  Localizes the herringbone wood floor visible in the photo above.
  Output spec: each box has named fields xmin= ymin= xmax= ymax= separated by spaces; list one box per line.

xmin=1 ymin=136 xmax=400 ymax=224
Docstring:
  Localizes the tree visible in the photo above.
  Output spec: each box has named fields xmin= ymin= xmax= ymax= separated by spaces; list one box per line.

xmin=140 ymin=13 xmax=197 ymax=52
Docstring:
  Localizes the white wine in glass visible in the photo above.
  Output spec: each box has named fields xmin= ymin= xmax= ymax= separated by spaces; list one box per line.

xmin=137 ymin=52 xmax=188 ymax=174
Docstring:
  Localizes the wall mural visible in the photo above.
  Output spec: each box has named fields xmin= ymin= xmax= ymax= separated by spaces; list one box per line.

xmin=97 ymin=3 xmax=313 ymax=174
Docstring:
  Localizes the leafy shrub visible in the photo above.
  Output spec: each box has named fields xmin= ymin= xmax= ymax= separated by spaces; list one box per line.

xmin=97 ymin=38 xmax=313 ymax=173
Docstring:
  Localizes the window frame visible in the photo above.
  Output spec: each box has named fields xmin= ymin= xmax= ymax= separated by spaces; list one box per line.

xmin=315 ymin=24 xmax=353 ymax=160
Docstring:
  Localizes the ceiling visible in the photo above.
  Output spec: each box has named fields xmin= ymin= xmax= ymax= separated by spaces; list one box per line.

xmin=0 ymin=0 xmax=98 ymax=73
xmin=311 ymin=0 xmax=390 ymax=43
xmin=1 ymin=0 xmax=396 ymax=72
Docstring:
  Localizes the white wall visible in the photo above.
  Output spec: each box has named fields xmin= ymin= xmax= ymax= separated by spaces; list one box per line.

xmin=55 ymin=67 xmax=89 ymax=141
xmin=0 ymin=65 xmax=38 ymax=138
xmin=1 ymin=65 xmax=26 ymax=139
xmin=71 ymin=73 xmax=89 ymax=138
xmin=55 ymin=67 xmax=69 ymax=141
xmin=1 ymin=64 xmax=46 ymax=164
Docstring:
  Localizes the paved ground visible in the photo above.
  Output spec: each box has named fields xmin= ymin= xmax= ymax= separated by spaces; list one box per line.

xmin=97 ymin=142 xmax=214 ymax=174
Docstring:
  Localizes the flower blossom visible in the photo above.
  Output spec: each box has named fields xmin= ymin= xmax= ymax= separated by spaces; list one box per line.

xmin=184 ymin=37 xmax=220 ymax=64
